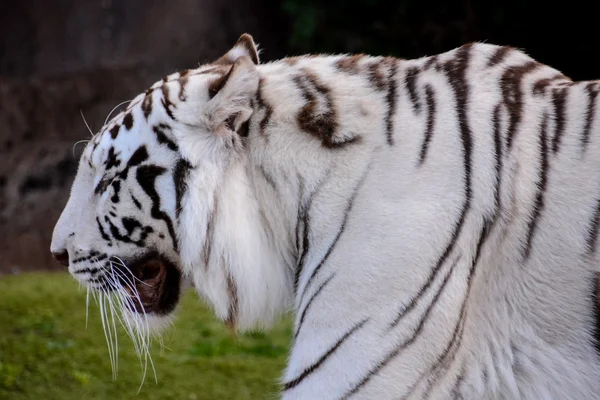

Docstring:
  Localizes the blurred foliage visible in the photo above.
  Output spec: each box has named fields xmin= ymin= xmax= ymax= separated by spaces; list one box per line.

xmin=0 ymin=272 xmax=292 ymax=400
xmin=281 ymin=0 xmax=513 ymax=57
xmin=279 ymin=0 xmax=597 ymax=80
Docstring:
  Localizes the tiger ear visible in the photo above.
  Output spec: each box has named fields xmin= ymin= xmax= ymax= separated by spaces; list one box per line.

xmin=205 ymin=56 xmax=259 ymax=137
xmin=214 ymin=33 xmax=260 ymax=66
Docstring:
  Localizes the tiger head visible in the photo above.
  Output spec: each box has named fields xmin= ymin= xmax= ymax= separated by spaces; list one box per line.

xmin=50 ymin=34 xmax=291 ymax=332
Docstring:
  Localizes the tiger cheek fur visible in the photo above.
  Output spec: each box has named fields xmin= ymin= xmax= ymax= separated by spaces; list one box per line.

xmin=51 ymin=33 xmax=600 ymax=399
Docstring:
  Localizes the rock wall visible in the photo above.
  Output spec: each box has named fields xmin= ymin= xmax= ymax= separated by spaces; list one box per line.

xmin=0 ymin=0 xmax=286 ymax=78
xmin=0 ymin=0 xmax=286 ymax=273
xmin=0 ymin=67 xmax=155 ymax=273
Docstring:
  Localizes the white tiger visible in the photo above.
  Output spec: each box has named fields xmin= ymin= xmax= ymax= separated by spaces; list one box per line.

xmin=50 ymin=33 xmax=600 ymax=399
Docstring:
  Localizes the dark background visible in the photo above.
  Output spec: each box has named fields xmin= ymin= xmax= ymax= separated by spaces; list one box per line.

xmin=0 ymin=0 xmax=597 ymax=273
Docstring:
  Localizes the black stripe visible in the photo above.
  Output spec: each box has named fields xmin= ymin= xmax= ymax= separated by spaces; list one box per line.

xmin=294 ymin=273 xmax=335 ymax=339
xmin=586 ymin=199 xmax=600 ymax=256
xmin=418 ymin=84 xmax=437 ymax=165
xmin=110 ymin=180 xmax=121 ymax=203
xmin=294 ymin=70 xmax=340 ymax=148
xmin=121 ymin=217 xmax=142 ymax=235
xmin=342 ymin=256 xmax=460 ymax=400
xmin=582 ymin=82 xmax=599 ymax=152
xmin=298 ymin=163 xmax=371 ymax=303
xmin=450 ymin=364 xmax=466 ymax=399
xmin=173 ymin=158 xmax=192 ymax=219
xmin=203 ymin=194 xmax=217 ymax=268
xmin=225 ymin=271 xmax=238 ymax=327
xmin=256 ymin=78 xmax=273 ymax=135
xmin=131 ymin=193 xmax=142 ymax=210
xmin=492 ymin=104 xmax=503 ymax=211
xmin=294 ymin=172 xmax=332 ymax=293
xmin=95 ymin=175 xmax=111 ymax=195
xmin=257 ymin=164 xmax=278 ymax=192
xmin=551 ymin=87 xmax=567 ymax=154
xmin=72 ymin=252 xmax=106 ymax=264
xmin=105 ymin=216 xmax=143 ymax=246
xmin=161 ymin=98 xmax=175 ymax=120
xmin=110 ymin=124 xmax=120 ymax=139
xmin=96 ymin=217 xmax=111 ymax=242
xmin=141 ymin=89 xmax=153 ymax=120
xmin=487 ymin=46 xmax=512 ymax=67
xmin=389 ymin=44 xmax=474 ymax=330
xmin=473 ymin=217 xmax=496 ymax=267
xmin=88 ymin=277 xmax=111 ymax=289
xmin=123 ymin=112 xmax=134 ymax=130
xmin=404 ymin=66 xmax=421 ymax=114
xmin=418 ymin=220 xmax=495 ymax=399
xmin=283 ymin=318 xmax=368 ymax=391
xmin=104 ymin=147 xmax=121 ymax=170
xmin=446 ymin=43 xmax=474 ymax=222
xmin=72 ymin=267 xmax=103 ymax=275
xmin=403 ymin=318 xmax=466 ymax=400
xmin=208 ymin=66 xmax=233 ymax=99
xmin=178 ymin=70 xmax=190 ymax=101
xmin=502 ymin=62 xmax=539 ymax=150
xmin=532 ymin=74 xmax=565 ymax=96
xmin=136 ymin=164 xmax=178 ymax=251
xmin=294 ymin=176 xmax=305 ymax=267
xmin=423 ymin=55 xmax=439 ymax=71
xmin=523 ymin=113 xmax=549 ymax=261
xmin=294 ymin=194 xmax=311 ymax=293
xmin=367 ymin=61 xmax=387 ymax=91
xmin=72 ymin=255 xmax=90 ymax=264
xmin=385 ymin=61 xmax=398 ymax=146
xmin=153 ymin=124 xmax=179 ymax=152
xmin=122 ymin=218 xmax=153 ymax=245
xmin=335 ymin=54 xmax=364 ymax=74
xmin=127 ymin=146 xmax=149 ymax=168
xmin=590 ymin=273 xmax=600 ymax=357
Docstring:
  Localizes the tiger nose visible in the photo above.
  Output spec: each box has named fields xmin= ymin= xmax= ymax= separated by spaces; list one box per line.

xmin=52 ymin=250 xmax=70 ymax=267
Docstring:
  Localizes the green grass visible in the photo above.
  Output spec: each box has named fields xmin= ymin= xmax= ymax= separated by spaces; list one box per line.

xmin=0 ymin=272 xmax=292 ymax=400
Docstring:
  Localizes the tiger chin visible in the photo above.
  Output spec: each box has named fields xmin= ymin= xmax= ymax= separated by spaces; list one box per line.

xmin=52 ymin=33 xmax=600 ymax=399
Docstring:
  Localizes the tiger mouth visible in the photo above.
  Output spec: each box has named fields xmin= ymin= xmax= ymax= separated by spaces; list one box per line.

xmin=116 ymin=252 xmax=181 ymax=315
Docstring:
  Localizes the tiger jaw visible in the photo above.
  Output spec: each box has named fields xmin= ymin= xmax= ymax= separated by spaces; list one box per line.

xmin=72 ymin=251 xmax=182 ymax=316
xmin=113 ymin=252 xmax=182 ymax=316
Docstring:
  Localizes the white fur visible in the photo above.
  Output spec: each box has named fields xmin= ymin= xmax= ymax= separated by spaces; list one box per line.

xmin=52 ymin=35 xmax=600 ymax=399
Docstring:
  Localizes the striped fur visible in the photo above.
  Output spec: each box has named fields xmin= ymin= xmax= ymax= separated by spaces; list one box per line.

xmin=52 ymin=34 xmax=600 ymax=399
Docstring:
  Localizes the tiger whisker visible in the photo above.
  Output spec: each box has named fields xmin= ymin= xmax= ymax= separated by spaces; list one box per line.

xmin=108 ymin=265 xmax=145 ymax=348
xmin=85 ymin=286 xmax=90 ymax=330
xmin=80 ymin=109 xmax=95 ymax=138
xmin=106 ymin=273 xmax=147 ymax=385
xmin=104 ymin=290 xmax=118 ymax=381
xmin=105 ymin=261 xmax=158 ymax=389
xmin=104 ymin=100 xmax=132 ymax=127
xmin=110 ymin=256 xmax=153 ymax=287
xmin=156 ymin=335 xmax=171 ymax=355
xmin=108 ymin=267 xmax=144 ymax=315
xmin=72 ymin=139 xmax=90 ymax=157
xmin=106 ymin=280 xmax=143 ymax=360
xmin=113 ymin=289 xmax=144 ymax=357
xmin=105 ymin=277 xmax=120 ymax=379
xmin=98 ymin=290 xmax=116 ymax=379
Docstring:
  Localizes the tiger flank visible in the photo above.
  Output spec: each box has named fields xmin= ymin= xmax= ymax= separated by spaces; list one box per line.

xmin=51 ymin=34 xmax=600 ymax=399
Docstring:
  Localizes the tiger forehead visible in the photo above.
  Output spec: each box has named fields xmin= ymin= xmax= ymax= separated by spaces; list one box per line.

xmin=84 ymin=65 xmax=231 ymax=165
xmin=98 ymin=64 xmax=231 ymax=133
